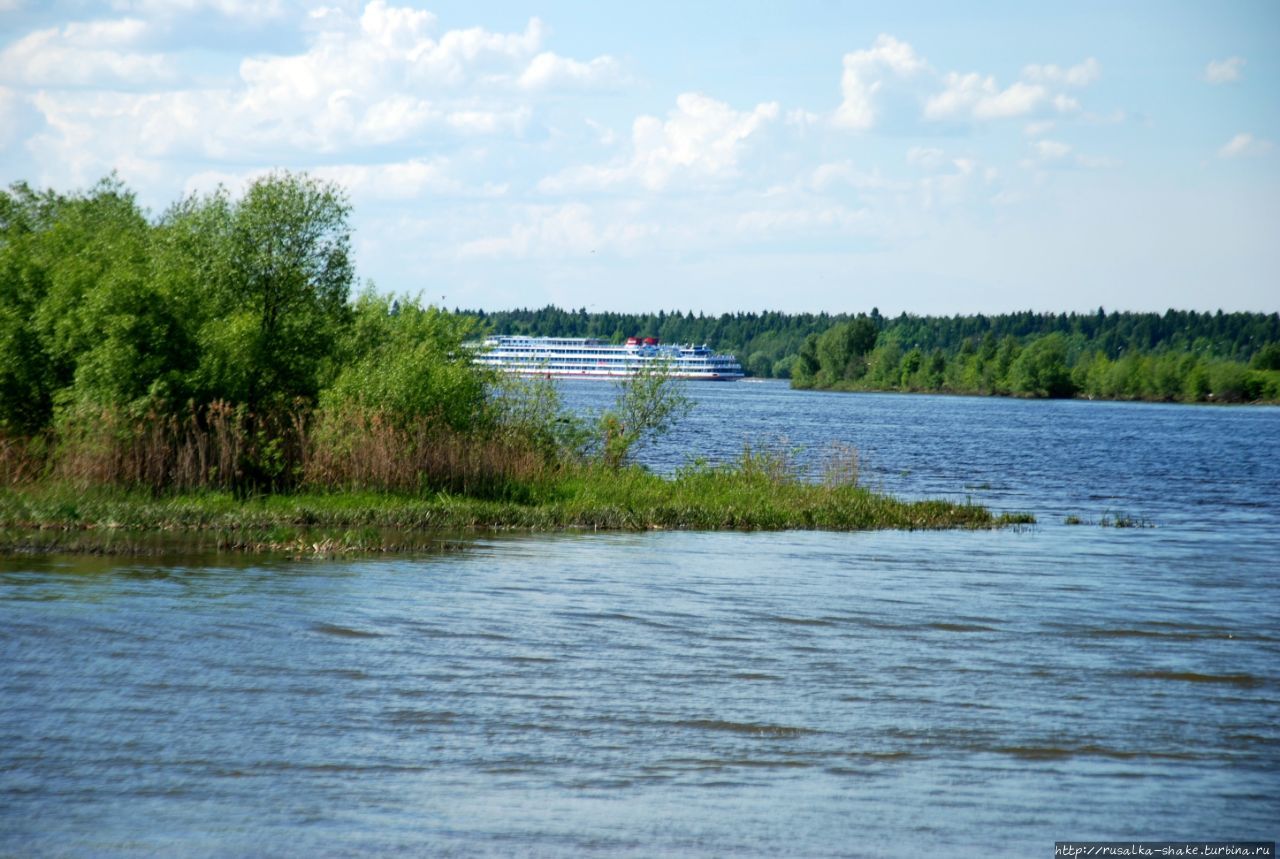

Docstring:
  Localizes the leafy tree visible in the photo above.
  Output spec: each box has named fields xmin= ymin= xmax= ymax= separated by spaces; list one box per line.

xmin=0 ymin=183 xmax=61 ymax=432
xmin=599 ymin=362 xmax=691 ymax=469
xmin=322 ymin=291 xmax=487 ymax=431
xmin=815 ymin=317 xmax=878 ymax=384
xmin=197 ymin=172 xmax=353 ymax=410
xmin=1009 ymin=333 xmax=1075 ymax=398
xmin=792 ymin=333 xmax=821 ymax=387
xmin=1251 ymin=343 xmax=1280 ymax=371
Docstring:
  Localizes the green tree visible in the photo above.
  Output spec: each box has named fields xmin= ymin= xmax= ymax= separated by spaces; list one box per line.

xmin=599 ymin=362 xmax=691 ymax=469
xmin=197 ymin=172 xmax=353 ymax=410
xmin=1251 ymin=342 xmax=1280 ymax=371
xmin=0 ymin=183 xmax=61 ymax=432
xmin=322 ymin=291 xmax=488 ymax=432
xmin=792 ymin=333 xmax=821 ymax=387
xmin=815 ymin=317 xmax=878 ymax=385
xmin=1009 ymin=333 xmax=1076 ymax=398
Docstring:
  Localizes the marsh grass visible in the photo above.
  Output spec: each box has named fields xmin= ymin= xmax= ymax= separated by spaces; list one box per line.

xmin=1063 ymin=512 xmax=1154 ymax=528
xmin=0 ymin=440 xmax=1033 ymax=555
xmin=1098 ymin=511 xmax=1155 ymax=528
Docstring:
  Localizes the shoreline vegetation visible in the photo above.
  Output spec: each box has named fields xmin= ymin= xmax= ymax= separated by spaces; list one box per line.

xmin=0 ymin=464 xmax=1032 ymax=557
xmin=0 ymin=172 xmax=1031 ymax=555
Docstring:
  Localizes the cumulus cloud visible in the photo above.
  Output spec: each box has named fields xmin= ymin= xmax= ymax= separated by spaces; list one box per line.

xmin=1204 ymin=56 xmax=1245 ymax=84
xmin=1218 ymin=132 xmax=1273 ymax=158
xmin=518 ymin=52 xmax=624 ymax=90
xmin=0 ymin=18 xmax=176 ymax=87
xmin=925 ymin=73 xmax=1050 ymax=121
xmin=833 ymin=34 xmax=926 ymax=130
xmin=8 ymin=0 xmax=625 ymax=183
xmin=458 ymin=203 xmax=657 ymax=259
xmin=539 ymin=92 xmax=780 ymax=192
xmin=314 ymin=158 xmax=508 ymax=200
xmin=820 ymin=37 xmax=1101 ymax=126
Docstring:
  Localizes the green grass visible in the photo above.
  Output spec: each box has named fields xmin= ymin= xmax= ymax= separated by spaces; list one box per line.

xmin=0 ymin=461 xmax=1034 ymax=555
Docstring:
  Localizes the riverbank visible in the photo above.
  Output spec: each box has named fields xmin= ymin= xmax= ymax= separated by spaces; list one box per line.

xmin=0 ymin=463 xmax=1033 ymax=556
xmin=791 ymin=378 xmax=1280 ymax=405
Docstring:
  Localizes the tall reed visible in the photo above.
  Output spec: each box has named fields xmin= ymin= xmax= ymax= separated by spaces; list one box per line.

xmin=3 ymin=401 xmax=558 ymax=501
xmin=303 ymin=407 xmax=554 ymax=500
xmin=47 ymin=401 xmax=304 ymax=493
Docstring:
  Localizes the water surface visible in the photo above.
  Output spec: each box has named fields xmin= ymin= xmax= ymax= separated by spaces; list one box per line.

xmin=3 ymin=385 xmax=1277 ymax=856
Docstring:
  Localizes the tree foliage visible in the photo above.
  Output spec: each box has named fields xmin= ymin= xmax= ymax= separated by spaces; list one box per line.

xmin=599 ymin=362 xmax=691 ymax=469
xmin=0 ymin=172 xmax=356 ymax=434
xmin=323 ymin=290 xmax=487 ymax=432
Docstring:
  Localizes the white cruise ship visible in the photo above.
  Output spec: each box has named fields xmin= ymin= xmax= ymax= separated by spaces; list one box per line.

xmin=473 ymin=336 xmax=744 ymax=381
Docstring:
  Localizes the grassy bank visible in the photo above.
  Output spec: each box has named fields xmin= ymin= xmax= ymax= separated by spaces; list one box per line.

xmin=0 ymin=461 xmax=1033 ymax=556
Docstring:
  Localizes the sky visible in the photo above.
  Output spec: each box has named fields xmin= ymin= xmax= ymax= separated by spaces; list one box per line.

xmin=0 ymin=1 xmax=1276 ymax=315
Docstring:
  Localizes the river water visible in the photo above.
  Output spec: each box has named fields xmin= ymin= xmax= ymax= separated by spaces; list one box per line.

xmin=2 ymin=382 xmax=1278 ymax=856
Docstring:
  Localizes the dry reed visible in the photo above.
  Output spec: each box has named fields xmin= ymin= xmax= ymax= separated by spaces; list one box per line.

xmin=304 ymin=407 xmax=553 ymax=499
xmin=4 ymin=402 xmax=554 ymax=499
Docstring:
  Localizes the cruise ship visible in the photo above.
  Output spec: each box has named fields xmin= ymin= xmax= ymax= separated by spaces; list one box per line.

xmin=473 ymin=336 xmax=744 ymax=381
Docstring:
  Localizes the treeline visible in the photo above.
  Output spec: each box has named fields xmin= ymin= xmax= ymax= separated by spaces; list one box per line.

xmin=460 ymin=305 xmax=1280 ymax=393
xmin=793 ymin=318 xmax=1280 ymax=403
xmin=0 ymin=173 xmax=587 ymax=496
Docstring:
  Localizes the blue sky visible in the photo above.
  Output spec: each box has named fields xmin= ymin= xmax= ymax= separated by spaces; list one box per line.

xmin=1 ymin=0 xmax=1276 ymax=314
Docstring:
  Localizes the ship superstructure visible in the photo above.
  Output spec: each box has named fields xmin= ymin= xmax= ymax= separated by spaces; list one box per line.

xmin=473 ymin=336 xmax=743 ymax=380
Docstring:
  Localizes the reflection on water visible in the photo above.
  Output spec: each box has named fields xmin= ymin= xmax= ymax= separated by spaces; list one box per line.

xmin=2 ymin=387 xmax=1278 ymax=856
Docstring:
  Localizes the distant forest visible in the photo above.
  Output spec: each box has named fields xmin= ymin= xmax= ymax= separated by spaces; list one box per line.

xmin=459 ymin=305 xmax=1280 ymax=402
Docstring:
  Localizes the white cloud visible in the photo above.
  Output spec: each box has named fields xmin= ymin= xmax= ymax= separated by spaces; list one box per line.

xmin=315 ymin=158 xmax=499 ymax=200
xmin=10 ymin=0 xmax=627 ymax=184
xmin=1023 ymin=58 xmax=1100 ymax=87
xmin=1218 ymin=132 xmax=1273 ymax=158
xmin=809 ymin=161 xmax=906 ymax=193
xmin=458 ymin=203 xmax=657 ymax=259
xmin=906 ymin=146 xmax=946 ymax=170
xmin=785 ymin=108 xmax=822 ymax=129
xmin=182 ymin=158 xmax=507 ymax=203
xmin=0 ymin=18 xmax=177 ymax=87
xmin=518 ymin=52 xmax=624 ymax=90
xmin=444 ymin=107 xmax=531 ymax=135
xmin=109 ymin=0 xmax=290 ymax=20
xmin=539 ymin=92 xmax=779 ymax=192
xmin=735 ymin=204 xmax=867 ymax=236
xmin=915 ymin=51 xmax=1097 ymax=124
xmin=925 ymin=72 xmax=1049 ymax=121
xmin=1033 ymin=139 xmax=1072 ymax=160
xmin=825 ymin=36 xmax=1099 ymax=128
xmin=1204 ymin=56 xmax=1245 ymax=84
xmin=585 ymin=118 xmax=618 ymax=146
xmin=833 ymin=34 xmax=926 ymax=130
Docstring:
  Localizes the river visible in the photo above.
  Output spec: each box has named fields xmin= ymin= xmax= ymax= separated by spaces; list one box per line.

xmin=2 ymin=382 xmax=1277 ymax=856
